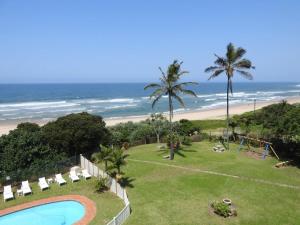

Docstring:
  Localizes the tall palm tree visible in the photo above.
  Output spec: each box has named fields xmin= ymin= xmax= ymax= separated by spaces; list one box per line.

xmin=205 ymin=43 xmax=254 ymax=149
xmin=145 ymin=60 xmax=198 ymax=160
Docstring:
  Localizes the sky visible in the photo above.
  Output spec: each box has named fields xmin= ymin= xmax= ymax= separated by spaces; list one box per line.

xmin=0 ymin=0 xmax=300 ymax=83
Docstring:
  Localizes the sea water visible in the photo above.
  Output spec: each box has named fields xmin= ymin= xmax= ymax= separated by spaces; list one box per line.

xmin=0 ymin=82 xmax=299 ymax=122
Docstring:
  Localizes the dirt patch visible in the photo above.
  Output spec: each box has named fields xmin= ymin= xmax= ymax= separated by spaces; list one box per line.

xmin=244 ymin=151 xmax=263 ymax=160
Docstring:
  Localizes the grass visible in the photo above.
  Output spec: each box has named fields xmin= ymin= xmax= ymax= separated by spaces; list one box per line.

xmin=0 ymin=176 xmax=124 ymax=225
xmin=191 ymin=119 xmax=226 ymax=131
xmin=121 ymin=141 xmax=300 ymax=225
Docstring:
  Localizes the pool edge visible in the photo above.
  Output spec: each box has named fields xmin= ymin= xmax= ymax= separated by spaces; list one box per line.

xmin=0 ymin=195 xmax=96 ymax=225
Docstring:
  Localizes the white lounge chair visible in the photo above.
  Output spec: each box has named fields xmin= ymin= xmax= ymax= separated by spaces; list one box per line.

xmin=38 ymin=177 xmax=49 ymax=190
xmin=69 ymin=171 xmax=80 ymax=183
xmin=3 ymin=185 xmax=14 ymax=202
xmin=55 ymin=174 xmax=66 ymax=185
xmin=82 ymin=169 xmax=91 ymax=180
xmin=21 ymin=180 xmax=32 ymax=195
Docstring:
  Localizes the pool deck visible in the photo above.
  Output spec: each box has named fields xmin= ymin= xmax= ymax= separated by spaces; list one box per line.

xmin=0 ymin=194 xmax=96 ymax=225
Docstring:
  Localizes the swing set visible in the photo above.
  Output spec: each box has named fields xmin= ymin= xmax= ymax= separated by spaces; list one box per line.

xmin=237 ymin=135 xmax=280 ymax=160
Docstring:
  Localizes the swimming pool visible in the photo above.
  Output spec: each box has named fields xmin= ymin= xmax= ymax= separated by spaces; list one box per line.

xmin=0 ymin=200 xmax=85 ymax=225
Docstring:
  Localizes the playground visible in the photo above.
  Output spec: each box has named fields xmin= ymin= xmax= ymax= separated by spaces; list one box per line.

xmin=237 ymin=135 xmax=280 ymax=160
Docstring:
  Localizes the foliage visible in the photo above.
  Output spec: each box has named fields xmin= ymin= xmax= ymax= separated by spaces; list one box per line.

xmin=42 ymin=112 xmax=110 ymax=157
xmin=122 ymin=142 xmax=130 ymax=150
xmin=181 ymin=136 xmax=192 ymax=146
xmin=205 ymin=43 xmax=254 ymax=149
xmin=145 ymin=60 xmax=198 ymax=159
xmin=166 ymin=132 xmax=181 ymax=150
xmin=109 ymin=122 xmax=139 ymax=147
xmin=92 ymin=146 xmax=113 ymax=171
xmin=146 ymin=113 xmax=168 ymax=143
xmin=234 ymin=102 xmax=300 ymax=158
xmin=177 ymin=119 xmax=200 ymax=136
xmin=109 ymin=149 xmax=129 ymax=175
xmin=211 ymin=201 xmax=231 ymax=217
xmin=129 ymin=123 xmax=154 ymax=144
xmin=95 ymin=176 xmax=109 ymax=192
xmin=0 ymin=123 xmax=64 ymax=177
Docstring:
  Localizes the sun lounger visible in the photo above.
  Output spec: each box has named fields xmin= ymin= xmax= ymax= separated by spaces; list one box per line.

xmin=55 ymin=174 xmax=67 ymax=185
xmin=3 ymin=185 xmax=14 ymax=202
xmin=38 ymin=177 xmax=49 ymax=190
xmin=21 ymin=180 xmax=32 ymax=195
xmin=82 ymin=169 xmax=92 ymax=180
xmin=69 ymin=171 xmax=80 ymax=182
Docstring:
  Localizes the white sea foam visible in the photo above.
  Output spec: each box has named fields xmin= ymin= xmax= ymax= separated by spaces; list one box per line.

xmin=0 ymin=101 xmax=69 ymax=108
xmin=104 ymin=104 xmax=137 ymax=110
xmin=83 ymin=98 xmax=139 ymax=104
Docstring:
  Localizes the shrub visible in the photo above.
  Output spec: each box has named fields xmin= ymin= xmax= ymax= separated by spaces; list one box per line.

xmin=42 ymin=112 xmax=110 ymax=157
xmin=166 ymin=133 xmax=181 ymax=150
xmin=211 ymin=201 xmax=231 ymax=217
xmin=122 ymin=142 xmax=130 ymax=150
xmin=182 ymin=136 xmax=192 ymax=146
xmin=95 ymin=177 xmax=109 ymax=192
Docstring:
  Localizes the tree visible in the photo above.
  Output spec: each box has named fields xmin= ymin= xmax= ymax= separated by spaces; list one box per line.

xmin=109 ymin=149 xmax=129 ymax=177
xmin=0 ymin=123 xmax=62 ymax=181
xmin=146 ymin=113 xmax=168 ymax=144
xmin=42 ymin=112 xmax=110 ymax=158
xmin=145 ymin=60 xmax=198 ymax=160
xmin=92 ymin=146 xmax=113 ymax=171
xmin=129 ymin=123 xmax=153 ymax=144
xmin=205 ymin=43 xmax=254 ymax=149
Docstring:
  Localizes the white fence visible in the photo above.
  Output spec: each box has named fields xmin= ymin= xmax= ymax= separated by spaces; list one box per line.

xmin=80 ymin=155 xmax=131 ymax=225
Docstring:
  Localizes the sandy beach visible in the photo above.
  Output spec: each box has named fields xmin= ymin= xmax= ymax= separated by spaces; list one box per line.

xmin=1 ymin=96 xmax=300 ymax=136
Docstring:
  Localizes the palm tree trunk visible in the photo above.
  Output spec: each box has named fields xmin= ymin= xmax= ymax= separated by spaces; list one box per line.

xmin=168 ymin=95 xmax=174 ymax=160
xmin=226 ymin=78 xmax=230 ymax=150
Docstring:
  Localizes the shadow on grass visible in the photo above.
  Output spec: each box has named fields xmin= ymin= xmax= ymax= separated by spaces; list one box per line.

xmin=118 ymin=176 xmax=135 ymax=188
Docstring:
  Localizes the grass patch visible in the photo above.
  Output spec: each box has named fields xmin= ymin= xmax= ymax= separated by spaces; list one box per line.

xmin=0 ymin=176 xmax=124 ymax=225
xmin=191 ymin=119 xmax=226 ymax=130
xmin=122 ymin=142 xmax=300 ymax=225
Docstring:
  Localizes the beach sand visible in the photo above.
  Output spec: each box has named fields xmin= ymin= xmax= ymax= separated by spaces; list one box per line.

xmin=1 ymin=96 xmax=300 ymax=136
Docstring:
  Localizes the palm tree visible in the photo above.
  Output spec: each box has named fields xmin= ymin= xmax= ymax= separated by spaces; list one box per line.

xmin=92 ymin=146 xmax=112 ymax=171
xmin=109 ymin=149 xmax=129 ymax=176
xmin=145 ymin=60 xmax=198 ymax=160
xmin=205 ymin=43 xmax=254 ymax=150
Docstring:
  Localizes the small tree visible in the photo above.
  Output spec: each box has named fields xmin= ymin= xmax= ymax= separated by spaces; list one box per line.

xmin=146 ymin=113 xmax=168 ymax=144
xmin=92 ymin=146 xmax=112 ymax=171
xmin=109 ymin=149 xmax=129 ymax=178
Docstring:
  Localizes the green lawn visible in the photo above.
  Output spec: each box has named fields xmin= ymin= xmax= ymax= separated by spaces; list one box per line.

xmin=0 ymin=176 xmax=124 ymax=225
xmin=122 ymin=142 xmax=300 ymax=225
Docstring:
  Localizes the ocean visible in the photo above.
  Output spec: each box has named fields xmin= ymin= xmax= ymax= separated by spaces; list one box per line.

xmin=0 ymin=82 xmax=299 ymax=122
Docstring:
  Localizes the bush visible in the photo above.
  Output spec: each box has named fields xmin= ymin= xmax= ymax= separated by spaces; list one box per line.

xmin=182 ymin=136 xmax=192 ymax=146
xmin=95 ymin=177 xmax=109 ymax=192
xmin=211 ymin=201 xmax=231 ymax=217
xmin=122 ymin=142 xmax=130 ymax=150
xmin=42 ymin=112 xmax=110 ymax=157
xmin=166 ymin=133 xmax=181 ymax=150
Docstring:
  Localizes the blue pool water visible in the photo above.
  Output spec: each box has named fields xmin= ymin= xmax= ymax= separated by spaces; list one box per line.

xmin=0 ymin=201 xmax=85 ymax=225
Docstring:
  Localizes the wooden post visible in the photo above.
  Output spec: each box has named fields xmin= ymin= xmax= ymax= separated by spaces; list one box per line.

xmin=270 ymin=145 xmax=280 ymax=160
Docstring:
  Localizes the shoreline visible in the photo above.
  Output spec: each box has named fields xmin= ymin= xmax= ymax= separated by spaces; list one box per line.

xmin=1 ymin=96 xmax=300 ymax=135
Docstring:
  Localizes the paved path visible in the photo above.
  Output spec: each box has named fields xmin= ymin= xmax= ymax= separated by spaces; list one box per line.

xmin=128 ymin=159 xmax=300 ymax=190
